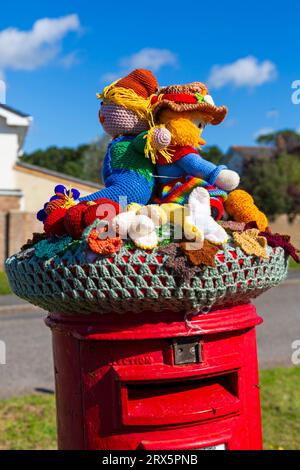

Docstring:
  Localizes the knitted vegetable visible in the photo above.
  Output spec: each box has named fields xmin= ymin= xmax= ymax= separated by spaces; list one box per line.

xmin=111 ymin=211 xmax=158 ymax=249
xmin=136 ymin=204 xmax=168 ymax=226
xmin=151 ymin=82 xmax=240 ymax=209
xmin=186 ymin=187 xmax=228 ymax=245
xmin=79 ymin=69 xmax=171 ymax=207
xmin=83 ymin=198 xmax=121 ymax=227
xmin=64 ymin=203 xmax=89 ymax=239
xmin=224 ymin=190 xmax=268 ymax=231
xmin=44 ymin=207 xmax=68 ymax=237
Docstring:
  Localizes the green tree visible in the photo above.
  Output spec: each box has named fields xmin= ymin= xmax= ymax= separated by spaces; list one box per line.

xmin=241 ymin=158 xmax=287 ymax=219
xmin=81 ymin=135 xmax=110 ymax=184
xmin=201 ymin=145 xmax=223 ymax=165
xmin=21 ymin=135 xmax=109 ymax=183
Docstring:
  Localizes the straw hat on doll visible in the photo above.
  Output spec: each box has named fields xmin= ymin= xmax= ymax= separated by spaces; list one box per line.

xmin=151 ymin=82 xmax=227 ymax=125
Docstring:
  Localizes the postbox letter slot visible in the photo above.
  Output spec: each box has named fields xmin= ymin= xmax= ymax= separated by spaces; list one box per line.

xmin=121 ymin=373 xmax=240 ymax=427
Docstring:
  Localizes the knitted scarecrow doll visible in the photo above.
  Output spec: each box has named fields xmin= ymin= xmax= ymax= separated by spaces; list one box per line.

xmin=150 ymin=82 xmax=240 ymax=219
xmin=79 ymin=69 xmax=170 ymax=206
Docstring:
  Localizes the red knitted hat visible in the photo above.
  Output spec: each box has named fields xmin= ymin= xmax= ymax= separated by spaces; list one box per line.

xmin=116 ymin=69 xmax=158 ymax=99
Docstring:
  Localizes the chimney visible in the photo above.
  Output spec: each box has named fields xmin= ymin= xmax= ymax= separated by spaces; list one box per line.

xmin=0 ymin=80 xmax=6 ymax=104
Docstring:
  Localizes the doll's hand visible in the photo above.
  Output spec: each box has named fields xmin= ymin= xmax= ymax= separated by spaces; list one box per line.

xmin=215 ymin=169 xmax=240 ymax=191
xmin=153 ymin=127 xmax=172 ymax=150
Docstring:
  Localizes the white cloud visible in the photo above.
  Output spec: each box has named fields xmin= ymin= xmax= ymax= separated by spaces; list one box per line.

xmin=102 ymin=48 xmax=178 ymax=83
xmin=0 ymin=15 xmax=81 ymax=74
xmin=120 ymin=48 xmax=177 ymax=72
xmin=254 ymin=127 xmax=275 ymax=139
xmin=208 ymin=56 xmax=277 ymax=89
xmin=59 ymin=51 xmax=81 ymax=69
xmin=0 ymin=79 xmax=6 ymax=103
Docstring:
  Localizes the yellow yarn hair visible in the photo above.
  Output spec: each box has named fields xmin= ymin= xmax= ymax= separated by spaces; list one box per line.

xmin=144 ymin=126 xmax=173 ymax=164
xmin=97 ymin=83 xmax=172 ymax=163
xmin=164 ymin=118 xmax=206 ymax=148
xmin=97 ymin=82 xmax=154 ymax=122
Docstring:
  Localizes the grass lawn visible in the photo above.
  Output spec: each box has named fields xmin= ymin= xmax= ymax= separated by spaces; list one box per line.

xmin=0 ymin=366 xmax=299 ymax=450
xmin=0 ymin=395 xmax=56 ymax=450
xmin=0 ymin=272 xmax=12 ymax=296
xmin=289 ymin=258 xmax=300 ymax=269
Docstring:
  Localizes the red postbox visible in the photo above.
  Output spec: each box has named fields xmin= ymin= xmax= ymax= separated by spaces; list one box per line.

xmin=45 ymin=303 xmax=263 ymax=450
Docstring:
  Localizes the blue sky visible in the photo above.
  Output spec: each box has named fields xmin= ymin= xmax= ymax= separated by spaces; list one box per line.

xmin=1 ymin=0 xmax=300 ymax=153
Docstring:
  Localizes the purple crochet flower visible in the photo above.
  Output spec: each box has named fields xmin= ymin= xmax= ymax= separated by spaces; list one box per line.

xmin=37 ymin=185 xmax=80 ymax=222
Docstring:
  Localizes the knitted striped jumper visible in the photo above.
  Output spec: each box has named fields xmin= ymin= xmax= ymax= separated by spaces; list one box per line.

xmin=80 ymin=132 xmax=154 ymax=206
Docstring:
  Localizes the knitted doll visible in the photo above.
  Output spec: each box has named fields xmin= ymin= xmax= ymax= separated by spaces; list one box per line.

xmin=79 ymin=69 xmax=171 ymax=207
xmin=151 ymin=82 xmax=240 ymax=218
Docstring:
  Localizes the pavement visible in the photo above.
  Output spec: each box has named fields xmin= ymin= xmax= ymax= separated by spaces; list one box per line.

xmin=0 ymin=272 xmax=300 ymax=399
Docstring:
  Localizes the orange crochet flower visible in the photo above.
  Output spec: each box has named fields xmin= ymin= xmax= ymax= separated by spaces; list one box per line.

xmin=87 ymin=228 xmax=122 ymax=254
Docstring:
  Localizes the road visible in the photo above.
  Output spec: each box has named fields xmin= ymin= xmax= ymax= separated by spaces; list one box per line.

xmin=0 ymin=278 xmax=300 ymax=398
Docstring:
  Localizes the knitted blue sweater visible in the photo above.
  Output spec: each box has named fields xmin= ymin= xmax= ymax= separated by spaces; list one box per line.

xmin=80 ymin=134 xmax=155 ymax=206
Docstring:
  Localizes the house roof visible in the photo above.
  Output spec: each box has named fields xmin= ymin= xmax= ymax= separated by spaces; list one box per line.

xmin=15 ymin=161 xmax=102 ymax=191
xmin=228 ymin=145 xmax=276 ymax=159
xmin=0 ymin=103 xmax=30 ymax=118
xmin=0 ymin=103 xmax=32 ymax=130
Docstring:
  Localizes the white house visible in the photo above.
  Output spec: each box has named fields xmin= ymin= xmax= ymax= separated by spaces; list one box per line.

xmin=0 ymin=103 xmax=32 ymax=211
xmin=0 ymin=93 xmax=101 ymax=268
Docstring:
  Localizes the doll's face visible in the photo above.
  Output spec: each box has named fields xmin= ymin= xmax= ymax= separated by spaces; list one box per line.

xmin=158 ymin=109 xmax=212 ymax=134
xmin=99 ymin=101 xmax=149 ymax=137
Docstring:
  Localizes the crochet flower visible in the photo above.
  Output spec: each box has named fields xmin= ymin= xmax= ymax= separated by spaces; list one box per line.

xmin=233 ymin=228 xmax=268 ymax=259
xmin=87 ymin=228 xmax=122 ymax=255
xmin=259 ymin=232 xmax=300 ymax=263
xmin=37 ymin=185 xmax=80 ymax=222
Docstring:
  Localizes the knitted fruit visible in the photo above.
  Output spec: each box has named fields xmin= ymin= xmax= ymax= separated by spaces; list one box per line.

xmin=64 ymin=203 xmax=89 ymax=239
xmin=44 ymin=207 xmax=68 ymax=237
xmin=224 ymin=190 xmax=268 ymax=232
xmin=83 ymin=198 xmax=121 ymax=228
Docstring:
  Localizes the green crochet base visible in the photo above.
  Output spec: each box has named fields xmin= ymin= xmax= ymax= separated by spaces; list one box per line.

xmin=5 ymin=243 xmax=288 ymax=315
